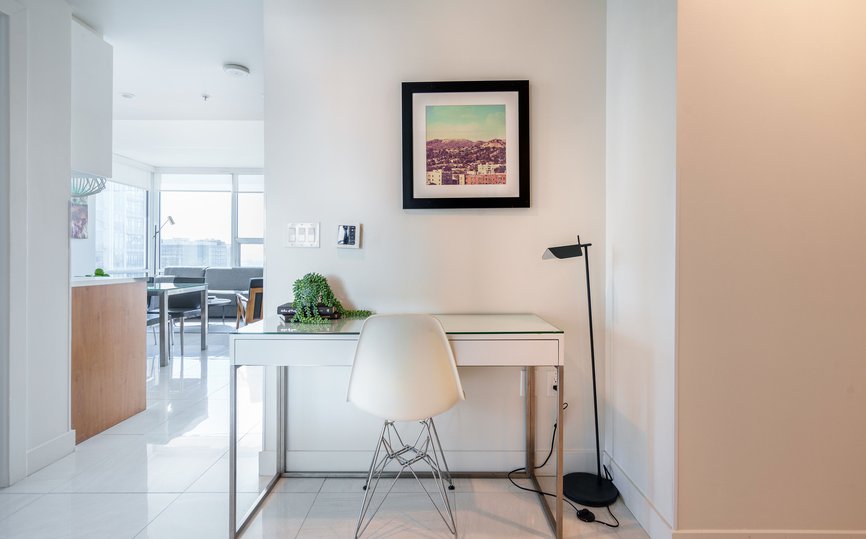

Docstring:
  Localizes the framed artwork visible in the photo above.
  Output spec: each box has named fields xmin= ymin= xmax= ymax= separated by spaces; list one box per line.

xmin=402 ymin=80 xmax=529 ymax=209
xmin=70 ymin=197 xmax=88 ymax=239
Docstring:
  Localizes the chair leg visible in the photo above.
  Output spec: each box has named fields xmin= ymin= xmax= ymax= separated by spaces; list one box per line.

xmin=429 ymin=417 xmax=455 ymax=490
xmin=356 ymin=422 xmax=389 ymax=539
xmin=421 ymin=419 xmax=457 ymax=534
xmin=354 ymin=420 xmax=456 ymax=539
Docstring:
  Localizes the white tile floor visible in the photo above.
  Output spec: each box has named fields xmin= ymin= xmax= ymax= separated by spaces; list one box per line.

xmin=0 ymin=322 xmax=649 ymax=539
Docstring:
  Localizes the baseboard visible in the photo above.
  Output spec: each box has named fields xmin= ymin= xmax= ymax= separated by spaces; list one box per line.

xmin=287 ymin=449 xmax=598 ymax=474
xmin=674 ymin=531 xmax=866 ymax=538
xmin=26 ymin=430 xmax=75 ymax=476
xmin=605 ymin=453 xmax=673 ymax=539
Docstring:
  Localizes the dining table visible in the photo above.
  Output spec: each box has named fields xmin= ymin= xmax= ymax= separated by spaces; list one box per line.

xmin=147 ymin=282 xmax=209 ymax=367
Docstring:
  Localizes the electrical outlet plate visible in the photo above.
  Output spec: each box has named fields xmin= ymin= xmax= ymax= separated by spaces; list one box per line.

xmin=285 ymin=222 xmax=319 ymax=248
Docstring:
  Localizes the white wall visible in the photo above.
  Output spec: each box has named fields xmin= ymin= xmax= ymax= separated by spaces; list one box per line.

xmin=605 ymin=1 xmax=677 ymax=538
xmin=0 ymin=8 xmax=11 ymax=487
xmin=264 ymin=0 xmax=607 ymax=471
xmin=5 ymin=0 xmax=74 ymax=483
xmin=676 ymin=0 xmax=866 ymax=534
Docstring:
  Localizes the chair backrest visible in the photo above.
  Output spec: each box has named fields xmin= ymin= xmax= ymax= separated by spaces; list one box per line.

xmin=347 ymin=314 xmax=464 ymax=422
xmin=246 ymin=277 xmax=263 ymax=322
xmin=163 ymin=266 xmax=207 ymax=278
xmin=205 ymin=267 xmax=263 ymax=293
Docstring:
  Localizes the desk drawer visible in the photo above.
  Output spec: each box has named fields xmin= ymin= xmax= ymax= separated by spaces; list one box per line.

xmin=233 ymin=338 xmax=356 ymax=367
xmin=451 ymin=339 xmax=560 ymax=366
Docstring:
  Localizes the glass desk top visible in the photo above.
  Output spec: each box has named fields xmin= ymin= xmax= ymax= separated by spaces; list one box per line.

xmin=236 ymin=314 xmax=563 ymax=336
xmin=147 ymin=283 xmax=207 ymax=293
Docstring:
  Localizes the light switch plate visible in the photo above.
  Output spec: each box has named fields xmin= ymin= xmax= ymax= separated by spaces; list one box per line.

xmin=336 ymin=223 xmax=361 ymax=249
xmin=285 ymin=222 xmax=320 ymax=248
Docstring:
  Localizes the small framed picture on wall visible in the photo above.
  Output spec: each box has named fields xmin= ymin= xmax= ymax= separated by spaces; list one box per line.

xmin=402 ymin=80 xmax=530 ymax=209
xmin=70 ymin=197 xmax=88 ymax=239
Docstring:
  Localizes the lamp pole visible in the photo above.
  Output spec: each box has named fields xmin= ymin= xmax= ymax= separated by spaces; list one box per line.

xmin=152 ymin=216 xmax=174 ymax=277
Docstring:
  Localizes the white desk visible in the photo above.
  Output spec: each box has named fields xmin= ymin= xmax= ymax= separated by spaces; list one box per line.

xmin=229 ymin=314 xmax=565 ymax=538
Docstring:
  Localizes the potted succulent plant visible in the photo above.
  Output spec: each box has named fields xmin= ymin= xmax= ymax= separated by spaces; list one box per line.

xmin=289 ymin=272 xmax=371 ymax=324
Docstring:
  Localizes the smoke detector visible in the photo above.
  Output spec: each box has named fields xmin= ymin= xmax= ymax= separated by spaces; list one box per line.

xmin=223 ymin=63 xmax=250 ymax=77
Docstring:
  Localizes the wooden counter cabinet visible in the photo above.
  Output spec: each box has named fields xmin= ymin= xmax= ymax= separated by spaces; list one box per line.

xmin=71 ymin=278 xmax=146 ymax=443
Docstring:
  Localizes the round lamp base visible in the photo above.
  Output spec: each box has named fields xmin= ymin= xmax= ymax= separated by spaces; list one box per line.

xmin=563 ymin=472 xmax=619 ymax=507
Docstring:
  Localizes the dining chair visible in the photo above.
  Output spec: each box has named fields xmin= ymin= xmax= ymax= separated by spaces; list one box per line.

xmin=147 ymin=276 xmax=204 ymax=354
xmin=347 ymin=314 xmax=464 ymax=538
xmin=235 ymin=277 xmax=263 ymax=329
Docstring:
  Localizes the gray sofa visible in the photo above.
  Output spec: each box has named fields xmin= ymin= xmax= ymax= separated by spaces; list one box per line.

xmin=163 ymin=266 xmax=263 ymax=318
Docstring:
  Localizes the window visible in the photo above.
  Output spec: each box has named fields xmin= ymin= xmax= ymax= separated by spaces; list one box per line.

xmin=158 ymin=172 xmax=264 ymax=268
xmin=236 ymin=174 xmax=264 ymax=267
xmin=94 ymin=181 xmax=148 ymax=273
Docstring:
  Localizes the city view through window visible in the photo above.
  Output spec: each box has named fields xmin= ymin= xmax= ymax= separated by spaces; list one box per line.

xmin=159 ymin=173 xmax=264 ymax=268
xmin=94 ymin=181 xmax=147 ymax=273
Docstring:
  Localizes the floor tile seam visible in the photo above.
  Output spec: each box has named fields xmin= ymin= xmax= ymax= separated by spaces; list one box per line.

xmin=287 ymin=490 xmax=321 ymax=539
xmin=180 ymin=450 xmax=226 ymax=495
xmin=0 ymin=492 xmax=47 ymax=523
xmin=129 ymin=490 xmax=184 ymax=538
xmin=38 ymin=490 xmax=189 ymax=495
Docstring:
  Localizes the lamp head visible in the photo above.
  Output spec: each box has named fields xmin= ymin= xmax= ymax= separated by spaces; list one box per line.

xmin=167 ymin=216 xmax=175 ymax=225
xmin=542 ymin=244 xmax=583 ymax=260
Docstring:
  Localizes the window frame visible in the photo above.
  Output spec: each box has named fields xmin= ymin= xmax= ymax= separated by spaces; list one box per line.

xmin=155 ymin=167 xmax=264 ymax=269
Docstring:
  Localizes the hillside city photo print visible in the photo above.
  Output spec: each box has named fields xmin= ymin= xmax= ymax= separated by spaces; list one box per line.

xmin=402 ymin=80 xmax=529 ymax=209
xmin=425 ymin=104 xmax=507 ymax=187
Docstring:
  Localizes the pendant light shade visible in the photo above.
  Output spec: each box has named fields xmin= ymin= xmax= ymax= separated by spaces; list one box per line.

xmin=71 ymin=175 xmax=107 ymax=198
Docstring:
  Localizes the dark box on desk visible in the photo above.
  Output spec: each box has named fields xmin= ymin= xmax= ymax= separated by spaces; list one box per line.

xmin=277 ymin=302 xmax=341 ymax=321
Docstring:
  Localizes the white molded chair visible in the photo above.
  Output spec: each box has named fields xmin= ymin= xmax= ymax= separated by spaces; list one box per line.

xmin=347 ymin=314 xmax=465 ymax=538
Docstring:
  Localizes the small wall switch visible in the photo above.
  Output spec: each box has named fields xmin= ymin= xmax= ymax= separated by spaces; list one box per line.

xmin=285 ymin=222 xmax=320 ymax=248
xmin=336 ymin=223 xmax=361 ymax=249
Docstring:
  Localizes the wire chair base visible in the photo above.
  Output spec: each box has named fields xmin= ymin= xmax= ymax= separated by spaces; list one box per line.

xmin=355 ymin=418 xmax=457 ymax=538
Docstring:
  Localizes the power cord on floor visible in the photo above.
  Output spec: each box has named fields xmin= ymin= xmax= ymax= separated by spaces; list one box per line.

xmin=506 ymin=402 xmax=620 ymax=528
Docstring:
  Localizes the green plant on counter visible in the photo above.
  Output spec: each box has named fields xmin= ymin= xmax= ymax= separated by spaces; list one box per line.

xmin=87 ymin=268 xmax=110 ymax=277
xmin=290 ymin=272 xmax=371 ymax=324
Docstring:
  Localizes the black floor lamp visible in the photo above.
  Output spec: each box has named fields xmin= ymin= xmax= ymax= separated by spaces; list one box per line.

xmin=543 ymin=235 xmax=619 ymax=507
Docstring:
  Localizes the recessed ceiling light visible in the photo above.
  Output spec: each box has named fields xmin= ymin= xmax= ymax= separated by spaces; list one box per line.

xmin=119 ymin=92 xmax=136 ymax=99
xmin=223 ymin=63 xmax=250 ymax=78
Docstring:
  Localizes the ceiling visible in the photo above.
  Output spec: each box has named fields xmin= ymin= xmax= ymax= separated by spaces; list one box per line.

xmin=114 ymin=120 xmax=264 ymax=169
xmin=69 ymin=0 xmax=264 ymax=123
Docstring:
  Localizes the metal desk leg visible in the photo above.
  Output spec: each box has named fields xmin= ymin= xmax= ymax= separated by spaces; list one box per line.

xmin=278 ymin=365 xmax=287 ymax=476
xmin=525 ymin=367 xmax=536 ymax=475
xmin=528 ymin=366 xmax=560 ymax=537
xmin=229 ymin=364 xmax=238 ymax=538
xmin=159 ymin=293 xmax=169 ymax=367
xmin=201 ymin=289 xmax=208 ymax=350
xmin=556 ymin=365 xmax=564 ymax=539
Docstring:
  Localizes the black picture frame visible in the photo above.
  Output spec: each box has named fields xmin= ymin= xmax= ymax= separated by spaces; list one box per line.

xmin=402 ymin=80 xmax=530 ymax=209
